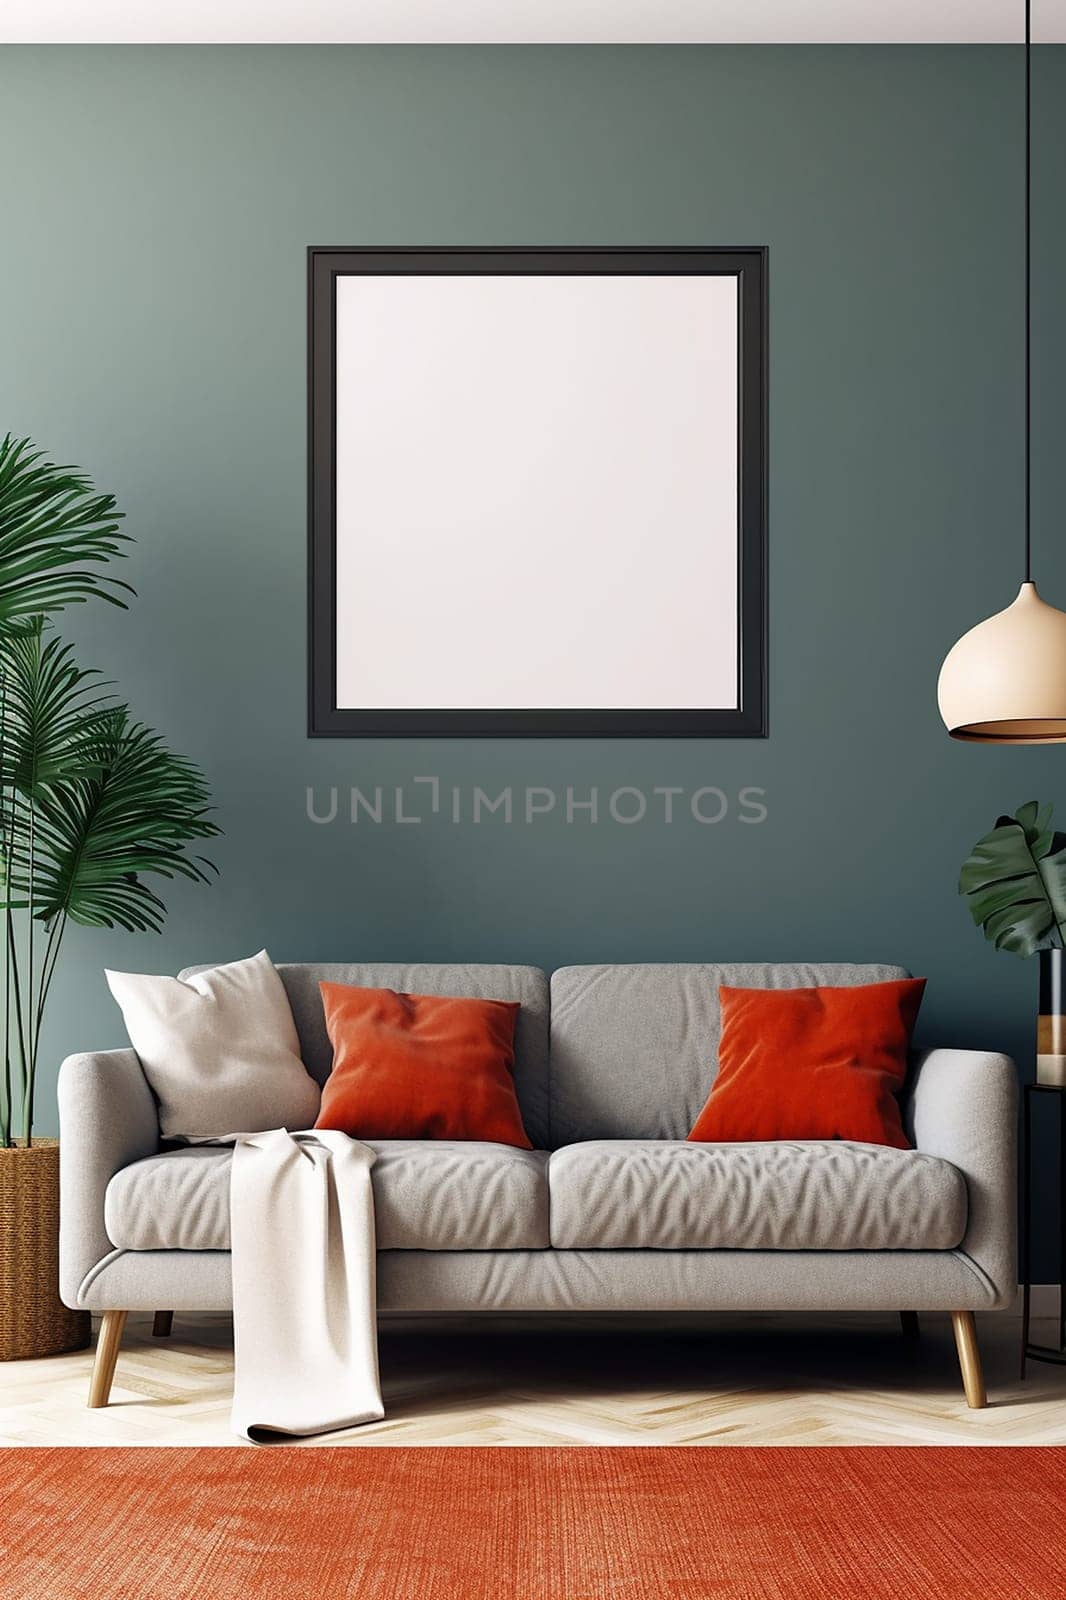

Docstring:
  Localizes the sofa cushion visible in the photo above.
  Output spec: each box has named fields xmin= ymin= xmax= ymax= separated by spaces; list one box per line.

xmin=105 ymin=1141 xmax=550 ymax=1252
xmin=316 ymin=985 xmax=530 ymax=1147
xmin=687 ymin=980 xmax=926 ymax=1149
xmin=107 ymin=950 xmax=321 ymax=1139
xmin=181 ymin=962 xmax=551 ymax=1149
xmin=548 ymin=963 xmax=909 ymax=1144
xmin=548 ymin=1140 xmax=967 ymax=1251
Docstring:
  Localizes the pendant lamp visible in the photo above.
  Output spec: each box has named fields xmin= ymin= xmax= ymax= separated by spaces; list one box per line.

xmin=937 ymin=0 xmax=1066 ymax=743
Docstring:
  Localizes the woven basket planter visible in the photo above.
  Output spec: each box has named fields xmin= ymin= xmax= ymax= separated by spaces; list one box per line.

xmin=0 ymin=1140 xmax=90 ymax=1360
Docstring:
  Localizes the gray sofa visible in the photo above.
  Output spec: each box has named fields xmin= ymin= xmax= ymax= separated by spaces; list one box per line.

xmin=58 ymin=961 xmax=1017 ymax=1411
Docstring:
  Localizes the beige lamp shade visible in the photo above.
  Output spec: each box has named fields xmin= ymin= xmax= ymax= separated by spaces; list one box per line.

xmin=938 ymin=582 xmax=1066 ymax=742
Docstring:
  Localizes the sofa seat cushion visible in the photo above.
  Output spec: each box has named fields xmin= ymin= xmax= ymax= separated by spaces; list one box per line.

xmin=548 ymin=1140 xmax=967 ymax=1251
xmin=105 ymin=1141 xmax=550 ymax=1252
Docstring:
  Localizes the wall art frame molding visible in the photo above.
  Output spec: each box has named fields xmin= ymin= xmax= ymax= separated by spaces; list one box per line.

xmin=308 ymin=246 xmax=767 ymax=737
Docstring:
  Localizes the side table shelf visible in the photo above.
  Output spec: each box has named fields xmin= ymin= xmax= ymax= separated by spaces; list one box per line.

xmin=1020 ymin=1083 xmax=1066 ymax=1377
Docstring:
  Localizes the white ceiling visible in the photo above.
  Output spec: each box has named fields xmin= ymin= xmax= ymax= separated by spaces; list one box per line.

xmin=2 ymin=2 xmax=1065 ymax=46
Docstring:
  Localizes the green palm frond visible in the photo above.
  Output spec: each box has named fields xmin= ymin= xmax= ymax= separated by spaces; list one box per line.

xmin=0 ymin=617 xmax=113 ymax=801
xmin=0 ymin=433 xmax=132 ymax=626
xmin=10 ymin=710 xmax=220 ymax=932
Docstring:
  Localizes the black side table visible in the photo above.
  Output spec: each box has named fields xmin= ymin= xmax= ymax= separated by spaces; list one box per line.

xmin=1020 ymin=1083 xmax=1066 ymax=1377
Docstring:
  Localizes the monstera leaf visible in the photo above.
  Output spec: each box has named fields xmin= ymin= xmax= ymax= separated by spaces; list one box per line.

xmin=959 ymin=801 xmax=1066 ymax=957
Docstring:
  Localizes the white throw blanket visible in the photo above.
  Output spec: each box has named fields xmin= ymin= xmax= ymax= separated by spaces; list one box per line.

xmin=227 ymin=1128 xmax=384 ymax=1442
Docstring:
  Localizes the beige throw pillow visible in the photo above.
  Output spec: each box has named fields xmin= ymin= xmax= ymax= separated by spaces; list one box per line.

xmin=106 ymin=949 xmax=321 ymax=1138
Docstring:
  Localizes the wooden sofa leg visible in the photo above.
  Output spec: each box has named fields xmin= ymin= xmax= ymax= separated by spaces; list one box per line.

xmin=88 ymin=1311 xmax=128 ymax=1409
xmin=951 ymin=1311 xmax=987 ymax=1409
xmin=152 ymin=1311 xmax=174 ymax=1339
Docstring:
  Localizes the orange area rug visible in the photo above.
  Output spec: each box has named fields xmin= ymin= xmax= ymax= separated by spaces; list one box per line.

xmin=3 ymin=1446 xmax=1064 ymax=1599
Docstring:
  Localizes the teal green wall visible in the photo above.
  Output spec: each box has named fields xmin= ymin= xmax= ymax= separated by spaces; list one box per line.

xmin=2 ymin=45 xmax=1065 ymax=1257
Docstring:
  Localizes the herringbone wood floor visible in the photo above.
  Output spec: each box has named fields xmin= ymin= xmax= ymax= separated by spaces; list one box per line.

xmin=2 ymin=1310 xmax=1065 ymax=1446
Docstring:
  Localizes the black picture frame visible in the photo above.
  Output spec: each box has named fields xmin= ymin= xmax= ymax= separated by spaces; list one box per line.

xmin=308 ymin=247 xmax=767 ymax=737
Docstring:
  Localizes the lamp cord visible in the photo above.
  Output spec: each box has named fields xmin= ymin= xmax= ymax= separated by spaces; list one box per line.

xmin=1025 ymin=0 xmax=1032 ymax=583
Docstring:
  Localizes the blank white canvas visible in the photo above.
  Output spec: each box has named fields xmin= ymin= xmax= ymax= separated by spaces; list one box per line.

xmin=334 ymin=273 xmax=739 ymax=710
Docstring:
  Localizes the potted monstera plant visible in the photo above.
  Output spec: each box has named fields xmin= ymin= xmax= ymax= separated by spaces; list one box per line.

xmin=960 ymin=800 xmax=1066 ymax=1088
xmin=0 ymin=435 xmax=219 ymax=1359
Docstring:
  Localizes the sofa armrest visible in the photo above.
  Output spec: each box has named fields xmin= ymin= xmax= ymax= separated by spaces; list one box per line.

xmin=58 ymin=1049 xmax=159 ymax=1309
xmin=904 ymin=1047 xmax=1018 ymax=1307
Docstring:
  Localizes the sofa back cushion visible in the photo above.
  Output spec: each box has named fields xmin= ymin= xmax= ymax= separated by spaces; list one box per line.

xmin=548 ymin=963 xmax=909 ymax=1145
xmin=180 ymin=961 xmax=551 ymax=1148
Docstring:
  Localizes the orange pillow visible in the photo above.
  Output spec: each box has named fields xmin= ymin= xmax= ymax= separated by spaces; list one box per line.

xmin=315 ymin=984 xmax=531 ymax=1148
xmin=686 ymin=979 xmax=926 ymax=1149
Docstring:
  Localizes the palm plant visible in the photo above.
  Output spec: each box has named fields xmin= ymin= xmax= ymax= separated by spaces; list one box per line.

xmin=0 ymin=436 xmax=219 ymax=1146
